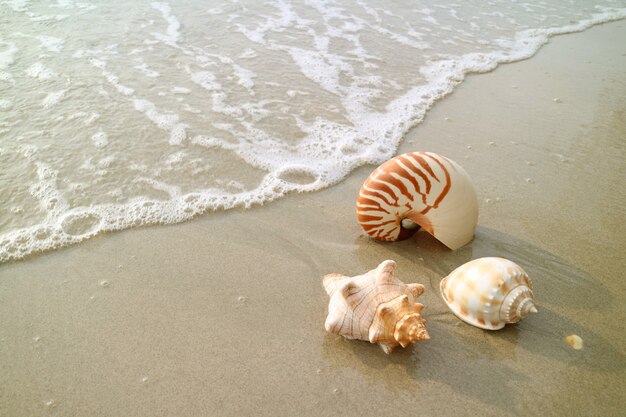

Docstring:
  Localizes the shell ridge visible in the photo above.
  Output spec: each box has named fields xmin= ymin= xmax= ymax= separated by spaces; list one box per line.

xmin=357 ymin=191 xmax=389 ymax=209
xmin=362 ymin=183 xmax=396 ymax=207
xmin=414 ymin=153 xmax=440 ymax=183
xmin=423 ymin=153 xmax=452 ymax=208
xmin=378 ymin=173 xmax=414 ymax=205
xmin=401 ymin=154 xmax=433 ymax=195
xmin=388 ymin=171 xmax=421 ymax=205
xmin=394 ymin=159 xmax=428 ymax=202
xmin=357 ymin=204 xmax=391 ymax=215
xmin=370 ymin=177 xmax=406 ymax=207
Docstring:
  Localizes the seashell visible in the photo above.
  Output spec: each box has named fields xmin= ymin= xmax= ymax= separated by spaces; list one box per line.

xmin=440 ymin=257 xmax=537 ymax=330
xmin=356 ymin=151 xmax=478 ymax=250
xmin=323 ymin=260 xmax=429 ymax=354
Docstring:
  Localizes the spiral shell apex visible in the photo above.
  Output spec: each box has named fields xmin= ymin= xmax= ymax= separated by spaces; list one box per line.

xmin=357 ymin=152 xmax=478 ymax=250
xmin=440 ymin=257 xmax=537 ymax=330
xmin=323 ymin=260 xmax=429 ymax=354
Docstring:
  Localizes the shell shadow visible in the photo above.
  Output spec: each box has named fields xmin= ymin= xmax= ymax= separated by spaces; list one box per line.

xmin=340 ymin=225 xmax=625 ymax=414
xmin=353 ymin=226 xmax=624 ymax=371
xmin=354 ymin=226 xmax=613 ymax=311
xmin=320 ymin=323 xmax=529 ymax=415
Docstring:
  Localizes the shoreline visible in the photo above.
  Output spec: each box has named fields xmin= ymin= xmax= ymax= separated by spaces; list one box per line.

xmin=3 ymin=13 xmax=626 ymax=265
xmin=1 ymin=21 xmax=625 ymax=417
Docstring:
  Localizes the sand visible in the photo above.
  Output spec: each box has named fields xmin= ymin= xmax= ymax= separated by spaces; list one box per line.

xmin=1 ymin=21 xmax=625 ymax=417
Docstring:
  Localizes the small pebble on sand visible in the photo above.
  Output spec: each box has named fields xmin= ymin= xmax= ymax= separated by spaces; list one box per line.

xmin=566 ymin=335 xmax=583 ymax=350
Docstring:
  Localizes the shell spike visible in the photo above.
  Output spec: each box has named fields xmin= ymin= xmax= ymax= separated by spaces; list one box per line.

xmin=407 ymin=283 xmax=425 ymax=298
xmin=379 ymin=343 xmax=395 ymax=354
xmin=322 ymin=273 xmax=348 ymax=295
xmin=375 ymin=260 xmax=397 ymax=284
xmin=399 ymin=294 xmax=410 ymax=306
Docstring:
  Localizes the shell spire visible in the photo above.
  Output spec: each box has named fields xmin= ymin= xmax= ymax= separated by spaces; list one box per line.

xmin=323 ymin=260 xmax=429 ymax=353
xmin=440 ymin=257 xmax=537 ymax=330
xmin=356 ymin=152 xmax=478 ymax=250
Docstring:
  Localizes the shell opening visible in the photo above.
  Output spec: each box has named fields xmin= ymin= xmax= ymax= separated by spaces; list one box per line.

xmin=401 ymin=218 xmax=420 ymax=230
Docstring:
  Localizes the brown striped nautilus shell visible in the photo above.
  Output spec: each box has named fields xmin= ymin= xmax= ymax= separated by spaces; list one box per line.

xmin=440 ymin=257 xmax=537 ymax=330
xmin=357 ymin=152 xmax=478 ymax=250
xmin=323 ymin=260 xmax=429 ymax=354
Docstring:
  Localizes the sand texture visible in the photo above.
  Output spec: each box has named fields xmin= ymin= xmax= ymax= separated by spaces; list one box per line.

xmin=1 ymin=22 xmax=625 ymax=417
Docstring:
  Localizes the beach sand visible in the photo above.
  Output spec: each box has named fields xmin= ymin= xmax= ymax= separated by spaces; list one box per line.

xmin=1 ymin=21 xmax=625 ymax=417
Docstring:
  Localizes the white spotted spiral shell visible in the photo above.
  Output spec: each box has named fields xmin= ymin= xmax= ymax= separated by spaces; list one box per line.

xmin=323 ymin=260 xmax=429 ymax=354
xmin=356 ymin=152 xmax=478 ymax=250
xmin=440 ymin=257 xmax=537 ymax=330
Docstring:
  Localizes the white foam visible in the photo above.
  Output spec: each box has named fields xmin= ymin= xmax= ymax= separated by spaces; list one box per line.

xmin=4 ymin=0 xmax=29 ymax=12
xmin=37 ymin=35 xmax=65 ymax=52
xmin=287 ymin=48 xmax=340 ymax=93
xmin=151 ymin=2 xmax=181 ymax=44
xmin=239 ymin=48 xmax=257 ymax=59
xmin=0 ymin=99 xmax=12 ymax=110
xmin=190 ymin=71 xmax=220 ymax=90
xmin=0 ymin=71 xmax=14 ymax=84
xmin=134 ymin=62 xmax=160 ymax=77
xmin=133 ymin=98 xmax=188 ymax=145
xmin=89 ymin=58 xmax=135 ymax=95
xmin=233 ymin=64 xmax=256 ymax=94
xmin=41 ymin=90 xmax=66 ymax=107
xmin=171 ymin=86 xmax=190 ymax=94
xmin=91 ymin=130 xmax=109 ymax=148
xmin=25 ymin=62 xmax=56 ymax=80
xmin=0 ymin=41 xmax=19 ymax=69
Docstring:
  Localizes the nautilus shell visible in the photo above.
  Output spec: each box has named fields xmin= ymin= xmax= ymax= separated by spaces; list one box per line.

xmin=357 ymin=151 xmax=478 ymax=250
xmin=323 ymin=260 xmax=429 ymax=354
xmin=440 ymin=257 xmax=537 ymax=330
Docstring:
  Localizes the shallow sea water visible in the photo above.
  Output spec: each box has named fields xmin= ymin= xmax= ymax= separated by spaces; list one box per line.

xmin=1 ymin=0 xmax=625 ymax=262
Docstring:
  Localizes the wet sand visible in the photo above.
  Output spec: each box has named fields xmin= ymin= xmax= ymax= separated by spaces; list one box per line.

xmin=1 ymin=21 xmax=625 ymax=417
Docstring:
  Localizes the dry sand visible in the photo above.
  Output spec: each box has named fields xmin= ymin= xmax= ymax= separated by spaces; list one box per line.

xmin=1 ymin=21 xmax=625 ymax=417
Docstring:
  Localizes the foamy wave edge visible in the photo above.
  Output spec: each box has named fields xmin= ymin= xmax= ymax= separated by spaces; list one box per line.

xmin=1 ymin=8 xmax=624 ymax=264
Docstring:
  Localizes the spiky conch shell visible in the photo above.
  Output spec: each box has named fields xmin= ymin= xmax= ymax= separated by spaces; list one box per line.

xmin=356 ymin=151 xmax=478 ymax=250
xmin=440 ymin=257 xmax=538 ymax=330
xmin=323 ymin=260 xmax=429 ymax=354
